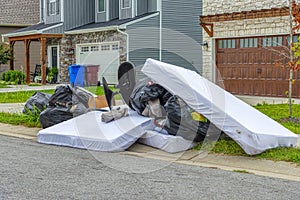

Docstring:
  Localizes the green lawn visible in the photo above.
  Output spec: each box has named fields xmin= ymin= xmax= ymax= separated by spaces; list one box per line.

xmin=0 ymin=90 xmax=55 ymax=103
xmin=254 ymin=104 xmax=300 ymax=134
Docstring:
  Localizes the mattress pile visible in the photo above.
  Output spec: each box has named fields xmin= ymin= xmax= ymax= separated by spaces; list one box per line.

xmin=38 ymin=58 xmax=299 ymax=155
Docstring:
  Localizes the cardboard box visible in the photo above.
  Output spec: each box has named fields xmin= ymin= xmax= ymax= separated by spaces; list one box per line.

xmin=88 ymin=95 xmax=115 ymax=109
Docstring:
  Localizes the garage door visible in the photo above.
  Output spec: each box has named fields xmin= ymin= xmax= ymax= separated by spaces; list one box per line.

xmin=77 ymin=42 xmax=120 ymax=84
xmin=216 ymin=35 xmax=300 ymax=98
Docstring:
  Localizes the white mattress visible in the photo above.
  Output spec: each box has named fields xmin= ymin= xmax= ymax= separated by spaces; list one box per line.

xmin=138 ymin=130 xmax=196 ymax=153
xmin=142 ymin=58 xmax=299 ymax=155
xmin=38 ymin=109 xmax=153 ymax=152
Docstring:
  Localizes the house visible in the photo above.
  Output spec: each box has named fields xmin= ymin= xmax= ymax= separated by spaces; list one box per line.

xmin=200 ymin=0 xmax=300 ymax=99
xmin=4 ymin=0 xmax=203 ymax=84
xmin=0 ymin=0 xmax=40 ymax=73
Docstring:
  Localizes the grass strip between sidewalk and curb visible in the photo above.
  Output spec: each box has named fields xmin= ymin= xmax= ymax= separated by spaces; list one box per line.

xmin=0 ymin=112 xmax=40 ymax=127
xmin=193 ymin=139 xmax=300 ymax=165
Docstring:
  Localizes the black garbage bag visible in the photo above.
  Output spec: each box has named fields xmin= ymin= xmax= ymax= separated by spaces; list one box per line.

xmin=39 ymin=106 xmax=73 ymax=129
xmin=48 ymin=85 xmax=73 ymax=107
xmin=39 ymin=85 xmax=91 ymax=128
xmin=163 ymin=96 xmax=210 ymax=142
xmin=130 ymin=83 xmax=172 ymax=115
xmin=23 ymin=92 xmax=52 ymax=115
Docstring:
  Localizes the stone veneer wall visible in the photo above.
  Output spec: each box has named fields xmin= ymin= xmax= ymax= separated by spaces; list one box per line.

xmin=57 ymin=30 xmax=126 ymax=83
xmin=202 ymin=0 xmax=291 ymax=81
xmin=203 ymin=0 xmax=286 ymax=15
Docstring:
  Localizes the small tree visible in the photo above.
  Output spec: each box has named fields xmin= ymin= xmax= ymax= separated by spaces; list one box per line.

xmin=273 ymin=0 xmax=300 ymax=118
xmin=0 ymin=42 xmax=13 ymax=67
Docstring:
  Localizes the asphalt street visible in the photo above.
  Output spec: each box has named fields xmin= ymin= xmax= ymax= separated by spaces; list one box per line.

xmin=0 ymin=135 xmax=299 ymax=200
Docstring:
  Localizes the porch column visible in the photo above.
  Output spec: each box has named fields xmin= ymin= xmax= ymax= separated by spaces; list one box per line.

xmin=24 ymin=39 xmax=31 ymax=84
xmin=40 ymin=37 xmax=47 ymax=85
xmin=9 ymin=40 xmax=15 ymax=70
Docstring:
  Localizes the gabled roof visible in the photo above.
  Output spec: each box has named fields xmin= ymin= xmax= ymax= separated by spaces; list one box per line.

xmin=66 ymin=12 xmax=159 ymax=34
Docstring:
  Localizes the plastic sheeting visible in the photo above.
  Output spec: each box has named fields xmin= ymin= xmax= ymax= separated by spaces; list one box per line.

xmin=38 ymin=108 xmax=153 ymax=152
xmin=142 ymin=58 xmax=299 ymax=155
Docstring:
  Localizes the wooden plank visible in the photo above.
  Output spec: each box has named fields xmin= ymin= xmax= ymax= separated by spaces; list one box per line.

xmin=40 ymin=37 xmax=47 ymax=85
xmin=25 ymin=39 xmax=31 ymax=84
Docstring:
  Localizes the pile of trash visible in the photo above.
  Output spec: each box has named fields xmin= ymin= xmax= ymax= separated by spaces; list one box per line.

xmin=23 ymin=85 xmax=93 ymax=128
xmin=27 ymin=58 xmax=298 ymax=155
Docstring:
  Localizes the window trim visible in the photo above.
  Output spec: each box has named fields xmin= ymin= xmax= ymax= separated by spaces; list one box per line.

xmin=121 ymin=0 xmax=131 ymax=9
xmin=49 ymin=0 xmax=57 ymax=15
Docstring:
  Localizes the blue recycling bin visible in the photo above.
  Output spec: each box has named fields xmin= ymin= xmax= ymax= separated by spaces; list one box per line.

xmin=68 ymin=64 xmax=85 ymax=87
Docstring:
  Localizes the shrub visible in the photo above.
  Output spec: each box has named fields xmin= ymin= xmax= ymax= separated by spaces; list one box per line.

xmin=1 ymin=70 xmax=25 ymax=84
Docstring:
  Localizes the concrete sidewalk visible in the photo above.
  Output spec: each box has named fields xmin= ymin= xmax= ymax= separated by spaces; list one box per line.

xmin=0 ymin=84 xmax=59 ymax=93
xmin=0 ymin=122 xmax=299 ymax=182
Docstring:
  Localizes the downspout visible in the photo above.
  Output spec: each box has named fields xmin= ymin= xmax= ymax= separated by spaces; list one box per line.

xmin=158 ymin=0 xmax=162 ymax=61
xmin=117 ymin=26 xmax=129 ymax=61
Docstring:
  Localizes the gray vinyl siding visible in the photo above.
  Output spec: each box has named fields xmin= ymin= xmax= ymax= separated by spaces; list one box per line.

xmin=45 ymin=0 xmax=62 ymax=24
xmin=137 ymin=0 xmax=148 ymax=16
xmin=64 ymin=0 xmax=95 ymax=30
xmin=161 ymin=0 xmax=203 ymax=73
xmin=148 ymin=0 xmax=157 ymax=12
xmin=109 ymin=0 xmax=119 ymax=20
xmin=136 ymin=0 xmax=157 ymax=15
xmin=43 ymin=25 xmax=64 ymax=34
xmin=127 ymin=15 xmax=160 ymax=78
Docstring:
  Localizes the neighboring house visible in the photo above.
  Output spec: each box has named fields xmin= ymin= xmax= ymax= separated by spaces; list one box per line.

xmin=4 ymin=0 xmax=202 ymax=84
xmin=0 ymin=0 xmax=40 ymax=73
xmin=200 ymin=0 xmax=300 ymax=98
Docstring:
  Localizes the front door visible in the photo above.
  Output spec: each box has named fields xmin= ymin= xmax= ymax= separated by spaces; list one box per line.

xmin=51 ymin=46 xmax=58 ymax=67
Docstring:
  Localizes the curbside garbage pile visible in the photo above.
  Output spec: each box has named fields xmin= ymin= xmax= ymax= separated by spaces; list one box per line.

xmin=23 ymin=58 xmax=299 ymax=155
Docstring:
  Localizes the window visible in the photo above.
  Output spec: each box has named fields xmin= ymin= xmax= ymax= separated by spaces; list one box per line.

xmin=287 ymin=35 xmax=299 ymax=44
xmin=263 ymin=36 xmax=283 ymax=47
xmin=122 ymin=0 xmax=131 ymax=9
xmin=101 ymin=45 xmax=110 ymax=51
xmin=98 ymin=0 xmax=105 ymax=12
xmin=81 ymin=46 xmax=89 ymax=53
xmin=112 ymin=44 xmax=119 ymax=50
xmin=48 ymin=0 xmax=59 ymax=15
xmin=91 ymin=46 xmax=99 ymax=51
xmin=218 ymin=39 xmax=236 ymax=49
xmin=240 ymin=38 xmax=258 ymax=48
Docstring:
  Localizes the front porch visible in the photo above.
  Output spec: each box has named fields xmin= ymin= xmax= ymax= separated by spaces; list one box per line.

xmin=8 ymin=33 xmax=63 ymax=84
